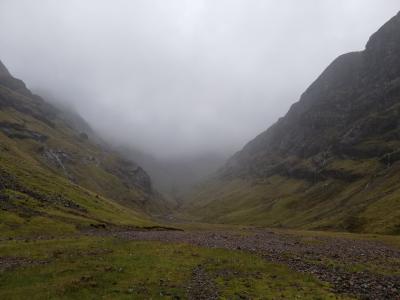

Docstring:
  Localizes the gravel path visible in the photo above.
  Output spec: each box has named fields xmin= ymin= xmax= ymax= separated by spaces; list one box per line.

xmin=0 ymin=256 xmax=49 ymax=272
xmin=112 ymin=229 xmax=400 ymax=300
xmin=187 ymin=264 xmax=219 ymax=300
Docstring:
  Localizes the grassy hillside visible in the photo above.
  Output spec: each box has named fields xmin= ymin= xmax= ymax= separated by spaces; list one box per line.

xmin=186 ymin=160 xmax=400 ymax=234
xmin=0 ymin=61 xmax=162 ymax=237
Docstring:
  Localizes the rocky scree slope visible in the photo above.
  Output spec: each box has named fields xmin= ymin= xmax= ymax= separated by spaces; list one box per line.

xmin=0 ymin=60 xmax=163 ymax=237
xmin=188 ymin=12 xmax=400 ymax=234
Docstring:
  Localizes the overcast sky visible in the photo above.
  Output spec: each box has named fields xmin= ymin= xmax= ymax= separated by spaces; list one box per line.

xmin=0 ymin=0 xmax=399 ymax=159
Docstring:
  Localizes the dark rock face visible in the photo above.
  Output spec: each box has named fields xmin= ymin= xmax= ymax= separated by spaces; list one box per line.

xmin=222 ymin=12 xmax=400 ymax=180
xmin=0 ymin=60 xmax=10 ymax=77
xmin=108 ymin=159 xmax=153 ymax=195
xmin=0 ymin=122 xmax=48 ymax=142
xmin=0 ymin=60 xmax=30 ymax=95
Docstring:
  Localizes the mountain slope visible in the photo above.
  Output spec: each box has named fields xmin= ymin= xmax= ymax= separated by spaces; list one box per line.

xmin=187 ymin=12 xmax=400 ymax=234
xmin=0 ymin=60 xmax=162 ymax=237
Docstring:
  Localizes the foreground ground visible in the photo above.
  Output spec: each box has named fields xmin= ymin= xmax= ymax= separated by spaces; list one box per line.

xmin=0 ymin=227 xmax=399 ymax=299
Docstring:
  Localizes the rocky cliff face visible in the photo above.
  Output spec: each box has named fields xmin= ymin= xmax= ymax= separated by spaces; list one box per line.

xmin=224 ymin=12 xmax=400 ymax=180
xmin=188 ymin=12 xmax=400 ymax=234
xmin=0 ymin=60 xmax=11 ymax=76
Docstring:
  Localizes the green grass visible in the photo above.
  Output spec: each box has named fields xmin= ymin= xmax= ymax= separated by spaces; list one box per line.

xmin=185 ymin=158 xmax=400 ymax=235
xmin=0 ymin=237 xmax=352 ymax=299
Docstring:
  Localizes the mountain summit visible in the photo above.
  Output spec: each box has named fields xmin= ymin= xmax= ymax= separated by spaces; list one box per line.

xmin=187 ymin=12 xmax=400 ymax=234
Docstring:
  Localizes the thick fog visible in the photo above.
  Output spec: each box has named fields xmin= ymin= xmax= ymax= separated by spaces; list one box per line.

xmin=0 ymin=0 xmax=399 ymax=160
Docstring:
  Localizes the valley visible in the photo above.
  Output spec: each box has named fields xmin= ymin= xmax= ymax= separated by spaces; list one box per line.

xmin=0 ymin=5 xmax=400 ymax=300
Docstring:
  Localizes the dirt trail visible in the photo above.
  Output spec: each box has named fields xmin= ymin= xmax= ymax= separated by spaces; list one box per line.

xmin=110 ymin=229 xmax=400 ymax=300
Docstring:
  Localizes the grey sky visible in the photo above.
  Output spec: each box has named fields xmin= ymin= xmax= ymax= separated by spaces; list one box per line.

xmin=0 ymin=0 xmax=399 ymax=159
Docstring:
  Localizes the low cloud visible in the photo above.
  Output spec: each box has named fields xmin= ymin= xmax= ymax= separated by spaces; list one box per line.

xmin=0 ymin=0 xmax=398 ymax=159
